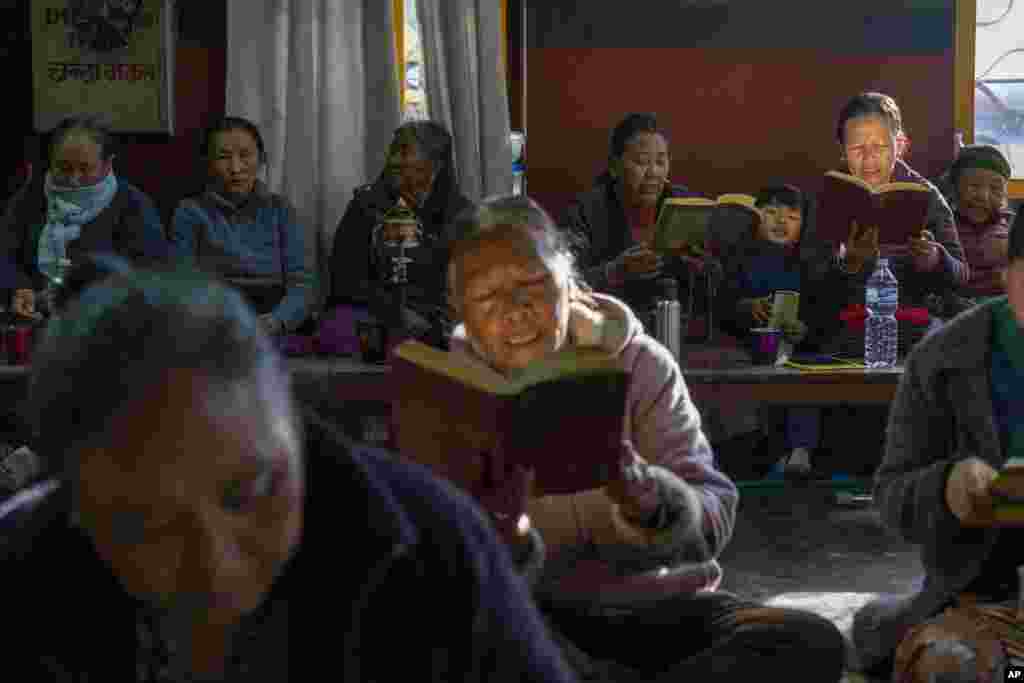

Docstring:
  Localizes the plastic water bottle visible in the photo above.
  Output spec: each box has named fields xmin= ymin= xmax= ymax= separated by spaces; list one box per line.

xmin=512 ymin=160 xmax=525 ymax=196
xmin=865 ymin=258 xmax=898 ymax=368
xmin=654 ymin=278 xmax=681 ymax=360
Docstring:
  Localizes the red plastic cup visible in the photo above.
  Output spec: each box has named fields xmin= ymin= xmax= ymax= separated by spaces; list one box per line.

xmin=7 ymin=326 xmax=32 ymax=365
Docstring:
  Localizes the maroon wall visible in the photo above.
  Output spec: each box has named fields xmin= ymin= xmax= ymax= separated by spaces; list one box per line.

xmin=525 ymin=2 xmax=957 ymax=220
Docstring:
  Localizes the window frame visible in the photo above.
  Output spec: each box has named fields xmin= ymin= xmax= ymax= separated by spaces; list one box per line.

xmin=394 ymin=0 xmax=405 ymax=113
xmin=393 ymin=0 xmax=513 ymax=121
xmin=955 ymin=0 xmax=1024 ymax=198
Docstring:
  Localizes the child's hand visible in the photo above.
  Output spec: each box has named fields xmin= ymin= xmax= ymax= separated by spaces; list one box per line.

xmin=781 ymin=319 xmax=808 ymax=344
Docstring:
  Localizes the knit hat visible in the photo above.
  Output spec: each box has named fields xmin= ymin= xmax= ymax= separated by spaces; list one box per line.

xmin=950 ymin=144 xmax=1012 ymax=183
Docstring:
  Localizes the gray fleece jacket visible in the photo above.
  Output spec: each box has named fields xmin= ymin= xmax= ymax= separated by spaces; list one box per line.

xmin=854 ymin=299 xmax=1009 ymax=669
xmin=450 ymin=293 xmax=738 ymax=606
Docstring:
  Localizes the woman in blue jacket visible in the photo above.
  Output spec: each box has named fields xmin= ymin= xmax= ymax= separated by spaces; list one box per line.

xmin=170 ymin=116 xmax=315 ymax=335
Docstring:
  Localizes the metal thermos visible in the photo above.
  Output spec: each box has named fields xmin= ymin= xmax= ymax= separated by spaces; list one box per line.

xmin=654 ymin=278 xmax=681 ymax=360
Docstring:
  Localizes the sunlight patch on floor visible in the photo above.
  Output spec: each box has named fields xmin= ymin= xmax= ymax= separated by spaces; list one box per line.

xmin=764 ymin=591 xmax=880 ymax=635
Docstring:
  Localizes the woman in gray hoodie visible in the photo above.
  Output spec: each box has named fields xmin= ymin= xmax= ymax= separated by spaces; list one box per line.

xmin=445 ymin=194 xmax=846 ymax=682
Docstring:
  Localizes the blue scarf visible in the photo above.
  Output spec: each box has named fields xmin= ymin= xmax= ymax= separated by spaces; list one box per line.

xmin=38 ymin=171 xmax=119 ymax=284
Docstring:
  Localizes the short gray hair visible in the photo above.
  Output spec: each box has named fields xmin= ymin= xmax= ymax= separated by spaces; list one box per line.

xmin=29 ymin=265 xmax=291 ymax=480
xmin=445 ymin=195 xmax=589 ymax=306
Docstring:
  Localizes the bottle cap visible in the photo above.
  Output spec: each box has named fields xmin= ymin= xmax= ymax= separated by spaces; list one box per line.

xmin=657 ymin=278 xmax=678 ymax=301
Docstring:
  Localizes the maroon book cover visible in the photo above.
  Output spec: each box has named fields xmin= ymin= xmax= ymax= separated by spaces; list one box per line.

xmin=816 ymin=171 xmax=930 ymax=245
xmin=390 ymin=341 xmax=628 ymax=498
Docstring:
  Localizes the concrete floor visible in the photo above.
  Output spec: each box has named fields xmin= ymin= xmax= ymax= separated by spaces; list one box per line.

xmin=717 ymin=481 xmax=921 ymax=680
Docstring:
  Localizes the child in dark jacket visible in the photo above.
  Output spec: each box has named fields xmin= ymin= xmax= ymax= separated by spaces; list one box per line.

xmin=718 ymin=185 xmax=821 ymax=475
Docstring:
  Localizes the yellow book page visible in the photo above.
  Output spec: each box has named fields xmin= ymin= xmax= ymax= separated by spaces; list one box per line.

xmin=825 ymin=170 xmax=872 ymax=192
xmin=661 ymin=197 xmax=715 ymax=208
xmin=783 ymin=359 xmax=866 ymax=371
xmin=509 ymin=347 xmax=621 ymax=391
xmin=876 ymin=181 xmax=930 ymax=194
xmin=392 ymin=340 xmax=516 ymax=395
xmin=715 ymin=193 xmax=757 ymax=208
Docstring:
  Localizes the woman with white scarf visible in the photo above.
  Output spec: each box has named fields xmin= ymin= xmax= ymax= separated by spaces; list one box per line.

xmin=0 ymin=114 xmax=168 ymax=318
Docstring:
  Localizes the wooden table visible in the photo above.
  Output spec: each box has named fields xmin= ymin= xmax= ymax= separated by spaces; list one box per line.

xmin=2 ymin=357 xmax=903 ymax=409
xmin=683 ymin=365 xmax=903 ymax=406
xmin=285 ymin=356 xmax=904 ymax=407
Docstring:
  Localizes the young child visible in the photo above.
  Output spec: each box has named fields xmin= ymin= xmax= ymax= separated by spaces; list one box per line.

xmin=949 ymin=144 xmax=1013 ymax=301
xmin=718 ymin=184 xmax=820 ymax=475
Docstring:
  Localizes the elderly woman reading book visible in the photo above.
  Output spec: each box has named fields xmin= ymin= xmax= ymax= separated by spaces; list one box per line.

xmin=445 ymin=195 xmax=845 ymax=682
xmin=560 ymin=113 xmax=723 ymax=327
xmin=803 ymin=93 xmax=968 ymax=347
xmin=851 ymin=210 xmax=1024 ymax=682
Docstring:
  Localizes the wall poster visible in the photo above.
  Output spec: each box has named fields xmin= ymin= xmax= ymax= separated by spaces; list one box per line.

xmin=32 ymin=0 xmax=175 ymax=133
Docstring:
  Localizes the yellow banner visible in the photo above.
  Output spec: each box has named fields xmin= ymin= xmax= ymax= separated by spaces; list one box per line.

xmin=31 ymin=0 xmax=174 ymax=133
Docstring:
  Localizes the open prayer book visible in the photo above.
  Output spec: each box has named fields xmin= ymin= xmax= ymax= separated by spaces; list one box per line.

xmin=816 ymin=171 xmax=931 ymax=244
xmin=653 ymin=194 xmax=760 ymax=255
xmin=390 ymin=340 xmax=629 ymax=498
xmin=782 ymin=354 xmax=867 ymax=371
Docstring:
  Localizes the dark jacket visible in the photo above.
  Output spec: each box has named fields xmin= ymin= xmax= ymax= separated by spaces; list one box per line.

xmin=170 ymin=181 xmax=316 ymax=332
xmin=0 ymin=171 xmax=168 ymax=294
xmin=853 ymin=300 xmax=1007 ymax=670
xmin=0 ymin=415 xmax=576 ymax=682
xmin=716 ymin=238 xmax=806 ymax=341
xmin=328 ymin=176 xmax=472 ymax=327
xmin=560 ymin=176 xmax=708 ymax=317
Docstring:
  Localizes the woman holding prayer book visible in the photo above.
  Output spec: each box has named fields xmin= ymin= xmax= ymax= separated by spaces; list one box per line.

xmin=802 ymin=94 xmax=967 ymax=348
xmin=815 ymin=93 xmax=967 ymax=310
xmin=170 ymin=116 xmax=315 ymax=336
xmin=561 ymin=112 xmax=721 ymax=330
xmin=446 ymin=195 xmax=846 ymax=682
xmin=851 ymin=212 xmax=1024 ymax=682
xmin=0 ymin=114 xmax=168 ymax=319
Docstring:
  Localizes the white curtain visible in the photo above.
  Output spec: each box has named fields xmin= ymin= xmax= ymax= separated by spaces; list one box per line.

xmin=225 ymin=0 xmax=401 ymax=305
xmin=416 ymin=0 xmax=512 ymax=201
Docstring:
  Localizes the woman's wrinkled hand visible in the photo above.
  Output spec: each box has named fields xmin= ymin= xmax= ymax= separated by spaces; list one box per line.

xmin=909 ymin=229 xmax=941 ymax=272
xmin=604 ymin=441 xmax=662 ymax=526
xmin=945 ymin=457 xmax=1000 ymax=527
xmin=611 ymin=244 xmax=663 ymax=282
xmin=477 ymin=444 xmax=535 ymax=550
xmin=844 ymin=221 xmax=880 ymax=274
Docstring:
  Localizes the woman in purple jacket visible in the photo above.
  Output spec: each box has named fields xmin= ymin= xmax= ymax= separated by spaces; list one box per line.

xmin=2 ymin=264 xmax=576 ymax=682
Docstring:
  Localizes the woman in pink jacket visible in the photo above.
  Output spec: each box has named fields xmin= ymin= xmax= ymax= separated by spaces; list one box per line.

xmin=445 ymin=195 xmax=845 ymax=682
